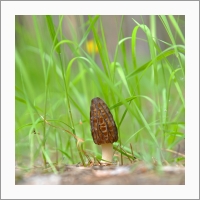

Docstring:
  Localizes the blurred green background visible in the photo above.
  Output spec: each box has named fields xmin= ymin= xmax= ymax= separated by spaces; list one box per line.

xmin=15 ymin=15 xmax=185 ymax=170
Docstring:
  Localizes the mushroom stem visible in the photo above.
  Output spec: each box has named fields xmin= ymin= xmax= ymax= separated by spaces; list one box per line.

xmin=101 ymin=143 xmax=113 ymax=163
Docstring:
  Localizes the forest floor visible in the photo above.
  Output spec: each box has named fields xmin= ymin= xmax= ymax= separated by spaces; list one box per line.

xmin=15 ymin=161 xmax=185 ymax=185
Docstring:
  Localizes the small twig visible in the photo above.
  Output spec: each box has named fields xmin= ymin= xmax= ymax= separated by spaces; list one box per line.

xmin=40 ymin=115 xmax=84 ymax=143
xmin=84 ymin=153 xmax=93 ymax=165
xmin=163 ymin=148 xmax=185 ymax=157
xmin=130 ymin=143 xmax=134 ymax=159
xmin=120 ymin=146 xmax=133 ymax=163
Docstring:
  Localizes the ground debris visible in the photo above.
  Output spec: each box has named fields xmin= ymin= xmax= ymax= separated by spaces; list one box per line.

xmin=16 ymin=162 xmax=185 ymax=185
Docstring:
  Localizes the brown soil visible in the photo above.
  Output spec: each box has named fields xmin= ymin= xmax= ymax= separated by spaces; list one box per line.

xmin=15 ymin=161 xmax=185 ymax=185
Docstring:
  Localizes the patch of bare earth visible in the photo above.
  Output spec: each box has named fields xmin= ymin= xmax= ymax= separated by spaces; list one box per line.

xmin=16 ymin=161 xmax=185 ymax=185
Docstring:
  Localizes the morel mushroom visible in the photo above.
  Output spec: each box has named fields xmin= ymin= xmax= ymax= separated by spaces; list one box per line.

xmin=90 ymin=97 xmax=118 ymax=163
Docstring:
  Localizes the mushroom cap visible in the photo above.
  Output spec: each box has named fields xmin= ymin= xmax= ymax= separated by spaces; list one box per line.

xmin=90 ymin=97 xmax=118 ymax=145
